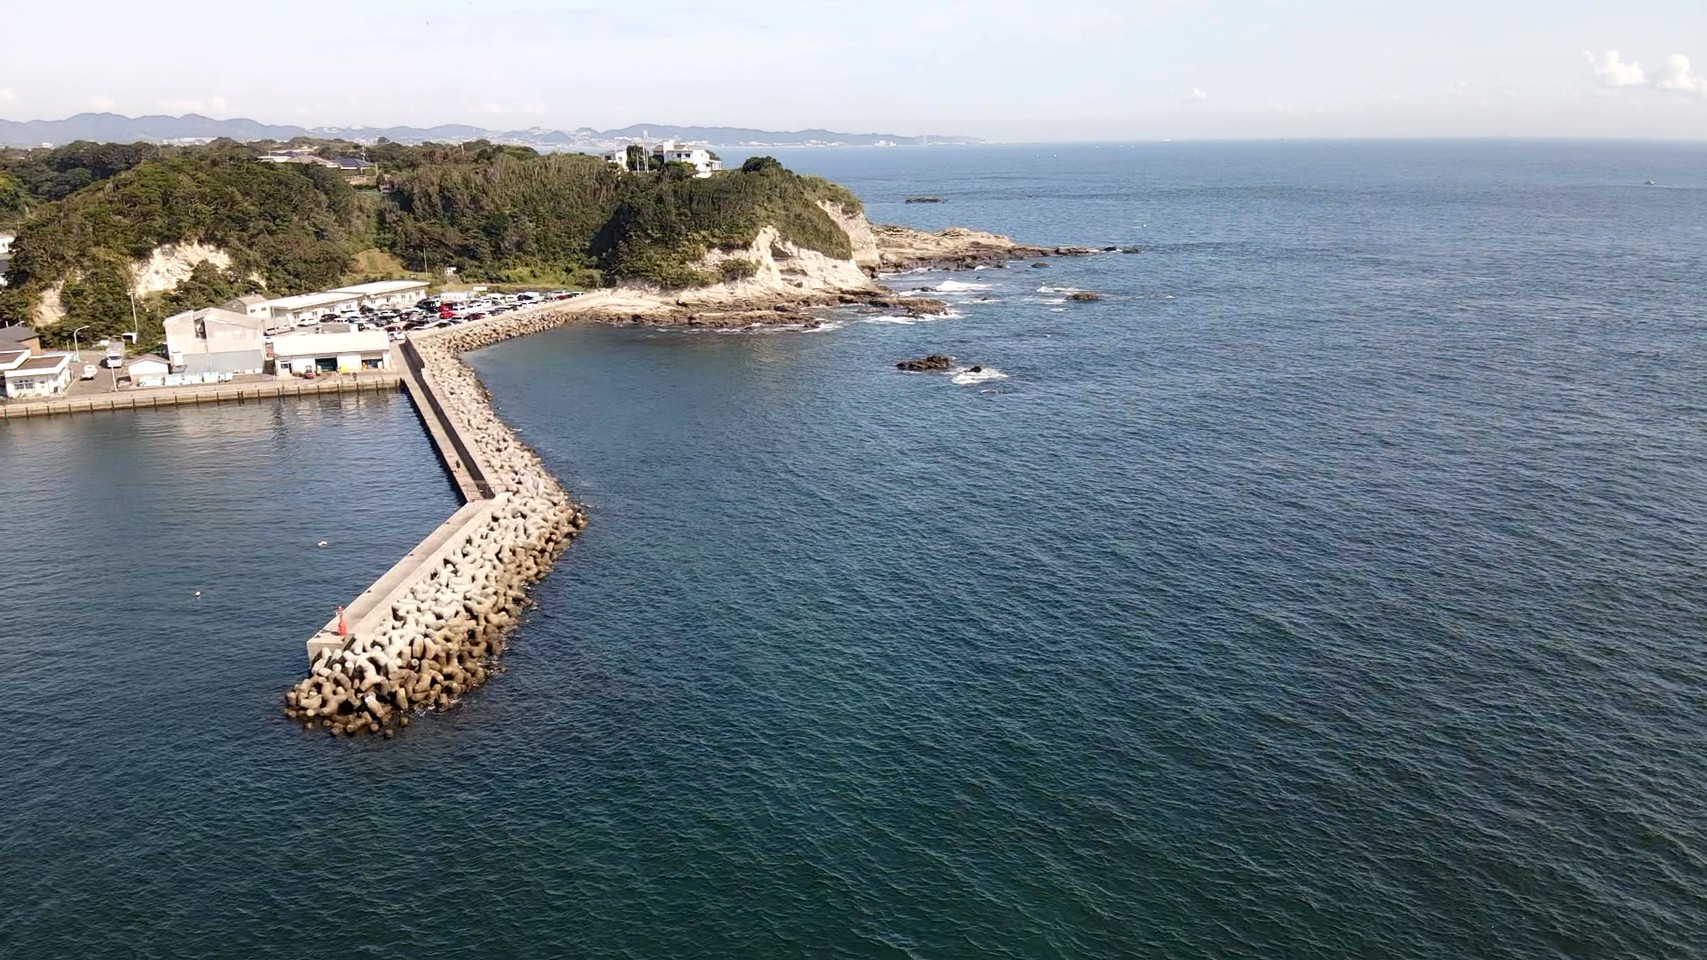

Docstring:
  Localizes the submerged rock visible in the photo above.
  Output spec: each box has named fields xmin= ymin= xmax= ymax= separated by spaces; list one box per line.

xmin=1067 ymin=291 xmax=1103 ymax=301
xmin=905 ymin=196 xmax=944 ymax=203
xmin=1032 ymin=262 xmax=1050 ymax=269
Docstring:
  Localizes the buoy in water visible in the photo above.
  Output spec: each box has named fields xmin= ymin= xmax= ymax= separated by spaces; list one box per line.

xmin=317 ymin=540 xmax=329 ymax=548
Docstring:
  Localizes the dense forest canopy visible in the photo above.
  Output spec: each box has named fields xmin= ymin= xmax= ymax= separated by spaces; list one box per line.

xmin=0 ymin=140 xmax=864 ymax=344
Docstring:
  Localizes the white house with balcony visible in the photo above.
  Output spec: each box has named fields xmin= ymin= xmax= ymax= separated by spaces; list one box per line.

xmin=661 ymin=146 xmax=722 ymax=178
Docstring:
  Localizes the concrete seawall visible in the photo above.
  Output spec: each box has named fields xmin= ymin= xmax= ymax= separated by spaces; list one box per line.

xmin=286 ymin=305 xmax=590 ymax=736
xmin=0 ymin=373 xmax=400 ymax=420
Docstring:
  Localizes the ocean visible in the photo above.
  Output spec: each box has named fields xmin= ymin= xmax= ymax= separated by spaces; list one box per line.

xmin=3 ymin=141 xmax=1706 ymax=958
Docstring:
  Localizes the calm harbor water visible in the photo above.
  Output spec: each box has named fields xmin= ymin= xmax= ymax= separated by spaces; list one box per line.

xmin=4 ymin=142 xmax=1707 ymax=958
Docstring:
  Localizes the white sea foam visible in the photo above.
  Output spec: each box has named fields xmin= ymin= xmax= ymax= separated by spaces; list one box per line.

xmin=864 ymin=315 xmax=925 ymax=325
xmin=936 ymin=280 xmax=993 ymax=292
xmin=952 ymin=367 xmax=1009 ymax=385
xmin=1036 ymin=285 xmax=1082 ymax=294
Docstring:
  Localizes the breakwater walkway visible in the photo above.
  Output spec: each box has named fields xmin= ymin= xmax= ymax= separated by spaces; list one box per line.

xmin=286 ymin=308 xmax=589 ymax=736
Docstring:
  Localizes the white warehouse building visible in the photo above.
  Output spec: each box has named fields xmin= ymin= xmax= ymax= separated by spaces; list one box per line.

xmin=272 ymin=329 xmax=393 ymax=375
xmin=163 ymin=307 xmax=268 ymax=376
xmin=333 ymin=280 xmax=429 ymax=310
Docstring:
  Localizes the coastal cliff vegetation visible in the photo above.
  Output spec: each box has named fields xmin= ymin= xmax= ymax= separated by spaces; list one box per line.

xmin=0 ymin=139 xmax=867 ymax=343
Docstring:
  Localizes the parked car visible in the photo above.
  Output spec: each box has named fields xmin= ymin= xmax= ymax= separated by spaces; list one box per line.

xmin=81 ymin=364 xmax=98 ymax=380
xmin=297 ymin=316 xmax=320 ymax=328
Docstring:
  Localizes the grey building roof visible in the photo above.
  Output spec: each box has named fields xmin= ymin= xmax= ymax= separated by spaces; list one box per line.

xmin=0 ymin=324 xmax=37 ymax=347
xmin=182 ymin=349 xmax=265 ymax=376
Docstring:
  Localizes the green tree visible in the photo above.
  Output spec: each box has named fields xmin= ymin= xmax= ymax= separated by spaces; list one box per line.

xmin=58 ymin=258 xmax=136 ymax=339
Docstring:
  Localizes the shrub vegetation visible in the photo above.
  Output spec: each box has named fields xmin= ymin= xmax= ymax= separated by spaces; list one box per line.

xmin=0 ymin=143 xmax=861 ymax=342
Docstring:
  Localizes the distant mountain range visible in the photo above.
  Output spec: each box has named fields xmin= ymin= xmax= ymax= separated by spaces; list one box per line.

xmin=0 ymin=113 xmax=981 ymax=149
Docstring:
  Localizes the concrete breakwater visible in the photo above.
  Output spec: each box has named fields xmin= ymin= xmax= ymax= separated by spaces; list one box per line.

xmin=284 ymin=309 xmax=589 ymax=736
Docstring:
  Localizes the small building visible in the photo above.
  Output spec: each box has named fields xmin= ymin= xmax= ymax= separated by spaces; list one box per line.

xmin=0 ymin=323 xmax=40 ymax=353
xmin=0 ymin=232 xmax=13 ymax=287
xmin=330 ymin=280 xmax=429 ymax=310
xmin=661 ymin=147 xmax=723 ymax=178
xmin=164 ymin=307 xmax=268 ymax=373
xmin=1 ymin=352 xmax=72 ymax=398
xmin=126 ymin=354 xmax=170 ymax=381
xmin=220 ymin=294 xmax=273 ymax=319
xmin=271 ymin=329 xmax=392 ymax=375
xmin=603 ymin=147 xmax=629 ymax=169
xmin=335 ymin=157 xmax=377 ymax=174
xmin=258 ymin=150 xmax=339 ymax=168
xmin=259 ymin=291 xmax=363 ymax=328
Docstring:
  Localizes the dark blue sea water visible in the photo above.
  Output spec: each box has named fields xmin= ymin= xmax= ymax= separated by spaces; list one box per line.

xmin=4 ymin=142 xmax=1707 ymax=958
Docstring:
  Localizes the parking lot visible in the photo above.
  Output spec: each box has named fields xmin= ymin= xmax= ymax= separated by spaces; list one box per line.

xmin=273 ymin=289 xmax=583 ymax=344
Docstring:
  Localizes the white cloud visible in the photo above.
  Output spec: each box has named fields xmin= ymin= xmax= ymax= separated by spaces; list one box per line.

xmin=91 ymin=96 xmax=116 ymax=111
xmin=1653 ymin=54 xmax=1707 ymax=95
xmin=1184 ymin=87 xmax=1208 ymax=103
xmin=1446 ymin=80 xmax=1469 ymax=97
xmin=1586 ymin=50 xmax=1647 ymax=88
xmin=0 ymin=87 xmax=15 ymax=104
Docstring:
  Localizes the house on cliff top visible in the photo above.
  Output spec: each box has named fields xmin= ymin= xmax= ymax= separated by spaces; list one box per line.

xmin=602 ymin=140 xmax=723 ymax=178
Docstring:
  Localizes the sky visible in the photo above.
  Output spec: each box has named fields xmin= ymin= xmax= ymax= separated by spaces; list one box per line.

xmin=2 ymin=0 xmax=1706 ymax=140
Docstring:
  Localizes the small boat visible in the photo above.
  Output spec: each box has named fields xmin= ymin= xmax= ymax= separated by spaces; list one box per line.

xmin=1645 ymin=179 xmax=1656 ymax=186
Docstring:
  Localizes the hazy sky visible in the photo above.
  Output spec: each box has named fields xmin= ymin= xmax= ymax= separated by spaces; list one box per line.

xmin=3 ymin=0 xmax=1706 ymax=140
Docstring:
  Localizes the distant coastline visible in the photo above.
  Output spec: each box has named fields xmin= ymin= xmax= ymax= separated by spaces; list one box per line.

xmin=0 ymin=112 xmax=983 ymax=151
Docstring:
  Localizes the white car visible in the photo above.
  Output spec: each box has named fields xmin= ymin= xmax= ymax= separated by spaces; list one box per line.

xmin=297 ymin=316 xmax=320 ymax=328
xmin=81 ymin=364 xmax=98 ymax=380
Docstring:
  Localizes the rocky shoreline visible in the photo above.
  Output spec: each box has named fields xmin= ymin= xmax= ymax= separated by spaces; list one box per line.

xmin=872 ymin=224 xmax=1097 ymax=272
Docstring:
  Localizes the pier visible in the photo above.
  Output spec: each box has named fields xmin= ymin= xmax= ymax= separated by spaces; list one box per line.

xmin=303 ymin=337 xmax=503 ymax=659
xmin=284 ymin=311 xmax=587 ymax=735
xmin=0 ymin=372 xmax=401 ymax=419
xmin=0 ymin=308 xmax=587 ymax=736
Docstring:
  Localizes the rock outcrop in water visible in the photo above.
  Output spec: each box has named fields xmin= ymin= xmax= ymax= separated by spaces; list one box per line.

xmin=873 ymin=224 xmax=1095 ymax=272
xmin=897 ymin=354 xmax=956 ymax=371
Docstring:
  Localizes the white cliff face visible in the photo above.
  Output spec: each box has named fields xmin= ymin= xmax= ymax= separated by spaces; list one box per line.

xmin=693 ymin=225 xmax=880 ymax=303
xmin=31 ymin=280 xmax=65 ymax=328
xmin=131 ymin=242 xmax=233 ymax=297
xmin=817 ymin=201 xmax=881 ymax=272
xmin=28 ymin=241 xmax=235 ymax=328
